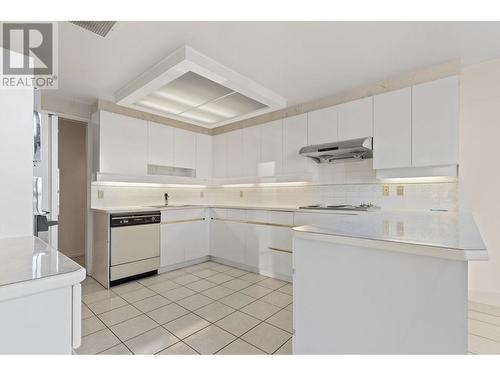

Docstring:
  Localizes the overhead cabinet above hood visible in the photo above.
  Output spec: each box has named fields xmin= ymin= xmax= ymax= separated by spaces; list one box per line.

xmin=299 ymin=137 xmax=373 ymax=163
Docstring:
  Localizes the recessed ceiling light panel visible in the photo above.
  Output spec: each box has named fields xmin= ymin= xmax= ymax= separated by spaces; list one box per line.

xmin=114 ymin=46 xmax=286 ymax=128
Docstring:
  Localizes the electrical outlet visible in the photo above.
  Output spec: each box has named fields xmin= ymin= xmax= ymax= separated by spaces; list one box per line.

xmin=239 ymin=191 xmax=244 ymax=198
xmin=397 ymin=185 xmax=404 ymax=196
xmin=97 ymin=190 xmax=104 ymax=199
xmin=382 ymin=185 xmax=390 ymax=196
xmin=200 ymin=191 xmax=204 ymax=198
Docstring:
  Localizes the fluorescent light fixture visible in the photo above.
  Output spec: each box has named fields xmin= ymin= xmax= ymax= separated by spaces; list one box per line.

xmin=114 ymin=46 xmax=286 ymax=128
xmin=92 ymin=181 xmax=206 ymax=188
xmin=221 ymin=182 xmax=310 ymax=188
xmin=378 ymin=176 xmax=458 ymax=183
xmin=376 ymin=165 xmax=458 ymax=180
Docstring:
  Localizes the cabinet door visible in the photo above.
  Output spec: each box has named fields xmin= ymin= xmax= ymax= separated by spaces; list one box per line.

xmin=283 ymin=114 xmax=308 ymax=175
xmin=173 ymin=128 xmax=196 ymax=169
xmin=212 ymin=134 xmax=226 ymax=179
xmin=242 ymin=126 xmax=261 ymax=177
xmin=338 ymin=97 xmax=373 ymax=140
xmin=260 ymin=120 xmax=283 ymax=177
xmin=196 ymin=134 xmax=212 ymax=180
xmin=373 ymin=88 xmax=412 ymax=169
xmin=261 ymin=227 xmax=293 ymax=278
xmin=184 ymin=219 xmax=209 ymax=261
xmin=412 ymin=76 xmax=459 ymax=167
xmin=160 ymin=223 xmax=185 ymax=267
xmin=226 ymin=129 xmax=243 ymax=178
xmin=148 ymin=122 xmax=174 ymax=167
xmin=308 ymin=106 xmax=338 ymax=145
xmin=99 ymin=111 xmax=148 ymax=175
xmin=245 ymin=223 xmax=270 ymax=269
xmin=210 ymin=218 xmax=229 ymax=259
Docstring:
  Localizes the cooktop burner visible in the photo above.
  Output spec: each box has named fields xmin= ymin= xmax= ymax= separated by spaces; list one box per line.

xmin=299 ymin=203 xmax=379 ymax=211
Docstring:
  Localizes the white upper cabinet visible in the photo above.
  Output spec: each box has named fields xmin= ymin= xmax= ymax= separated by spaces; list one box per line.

xmin=147 ymin=122 xmax=174 ymax=167
xmin=338 ymin=96 xmax=373 ymax=140
xmin=373 ymin=87 xmax=412 ymax=169
xmin=260 ymin=120 xmax=283 ymax=177
xmin=173 ymin=128 xmax=196 ymax=169
xmin=212 ymin=133 xmax=227 ymax=179
xmin=196 ymin=134 xmax=212 ymax=181
xmin=242 ymin=126 xmax=261 ymax=177
xmin=412 ymin=76 xmax=459 ymax=167
xmin=226 ymin=129 xmax=244 ymax=178
xmin=283 ymin=114 xmax=309 ymax=174
xmin=98 ymin=111 xmax=148 ymax=176
xmin=307 ymin=106 xmax=338 ymax=145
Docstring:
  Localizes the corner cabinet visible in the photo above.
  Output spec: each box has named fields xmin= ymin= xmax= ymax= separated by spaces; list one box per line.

xmin=96 ymin=111 xmax=148 ymax=176
xmin=209 ymin=208 xmax=293 ymax=281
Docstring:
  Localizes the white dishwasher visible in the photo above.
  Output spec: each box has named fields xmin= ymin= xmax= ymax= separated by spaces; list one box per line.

xmin=110 ymin=211 xmax=161 ymax=286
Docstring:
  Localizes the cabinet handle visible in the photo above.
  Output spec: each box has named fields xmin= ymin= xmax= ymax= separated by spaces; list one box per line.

xmin=211 ymin=217 xmax=294 ymax=228
xmin=268 ymin=247 xmax=293 ymax=254
xmin=161 ymin=218 xmax=205 ymax=224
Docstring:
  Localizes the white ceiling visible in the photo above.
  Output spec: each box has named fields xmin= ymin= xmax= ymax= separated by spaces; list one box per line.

xmin=56 ymin=21 xmax=500 ymax=125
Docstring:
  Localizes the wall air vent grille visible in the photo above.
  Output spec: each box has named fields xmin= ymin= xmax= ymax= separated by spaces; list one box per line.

xmin=70 ymin=21 xmax=116 ymax=37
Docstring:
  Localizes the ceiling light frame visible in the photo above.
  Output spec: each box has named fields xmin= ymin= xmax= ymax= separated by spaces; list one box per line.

xmin=114 ymin=45 xmax=286 ymax=128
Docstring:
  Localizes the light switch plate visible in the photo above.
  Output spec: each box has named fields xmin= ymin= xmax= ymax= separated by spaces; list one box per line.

xmin=97 ymin=190 xmax=104 ymax=199
xmin=240 ymin=191 xmax=244 ymax=198
xmin=200 ymin=191 xmax=204 ymax=198
xmin=397 ymin=185 xmax=404 ymax=196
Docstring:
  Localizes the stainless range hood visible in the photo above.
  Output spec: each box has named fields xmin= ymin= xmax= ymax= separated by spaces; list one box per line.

xmin=299 ymin=137 xmax=373 ymax=163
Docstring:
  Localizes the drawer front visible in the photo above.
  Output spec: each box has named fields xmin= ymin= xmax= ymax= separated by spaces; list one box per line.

xmin=269 ymin=211 xmax=294 ymax=225
xmin=210 ymin=208 xmax=227 ymax=219
xmin=161 ymin=208 xmax=206 ymax=222
xmin=294 ymin=212 xmax=356 ymax=226
xmin=269 ymin=227 xmax=293 ymax=252
xmin=110 ymin=257 xmax=160 ymax=281
xmin=226 ymin=209 xmax=247 ymax=220
xmin=245 ymin=210 xmax=269 ymax=222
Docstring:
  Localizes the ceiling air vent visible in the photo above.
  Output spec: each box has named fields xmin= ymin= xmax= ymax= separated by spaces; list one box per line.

xmin=69 ymin=21 xmax=116 ymax=37
xmin=114 ymin=46 xmax=286 ymax=128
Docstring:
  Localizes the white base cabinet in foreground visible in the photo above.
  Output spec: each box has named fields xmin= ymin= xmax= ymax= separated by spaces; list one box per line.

xmin=293 ymin=234 xmax=468 ymax=354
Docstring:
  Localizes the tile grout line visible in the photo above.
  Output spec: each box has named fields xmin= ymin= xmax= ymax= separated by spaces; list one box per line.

xmin=81 ymin=261 xmax=292 ymax=355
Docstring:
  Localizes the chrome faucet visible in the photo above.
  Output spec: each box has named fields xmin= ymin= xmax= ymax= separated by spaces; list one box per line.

xmin=164 ymin=193 xmax=169 ymax=206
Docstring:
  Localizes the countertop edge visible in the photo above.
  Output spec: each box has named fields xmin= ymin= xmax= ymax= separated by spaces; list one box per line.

xmin=0 ymin=267 xmax=86 ymax=302
xmin=293 ymin=230 xmax=488 ymax=261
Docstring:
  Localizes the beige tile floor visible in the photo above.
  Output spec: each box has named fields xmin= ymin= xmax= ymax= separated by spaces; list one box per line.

xmin=78 ymin=260 xmax=500 ymax=355
xmin=78 ymin=261 xmax=292 ymax=355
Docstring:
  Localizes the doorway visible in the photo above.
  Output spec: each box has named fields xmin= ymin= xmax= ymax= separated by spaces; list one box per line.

xmin=58 ymin=118 xmax=87 ymax=267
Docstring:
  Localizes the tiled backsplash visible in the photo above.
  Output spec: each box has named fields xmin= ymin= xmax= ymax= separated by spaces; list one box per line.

xmin=91 ymin=160 xmax=459 ymax=212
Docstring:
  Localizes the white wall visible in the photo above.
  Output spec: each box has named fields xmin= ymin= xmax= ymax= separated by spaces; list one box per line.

xmin=0 ymin=87 xmax=34 ymax=238
xmin=460 ymin=59 xmax=500 ymax=305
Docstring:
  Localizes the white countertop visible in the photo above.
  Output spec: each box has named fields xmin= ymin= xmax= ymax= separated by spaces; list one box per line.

xmin=91 ymin=204 xmax=300 ymax=214
xmin=293 ymin=211 xmax=488 ymax=260
xmin=0 ymin=236 xmax=86 ymax=300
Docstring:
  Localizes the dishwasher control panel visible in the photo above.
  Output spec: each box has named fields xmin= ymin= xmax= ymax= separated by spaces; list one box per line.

xmin=110 ymin=211 xmax=161 ymax=227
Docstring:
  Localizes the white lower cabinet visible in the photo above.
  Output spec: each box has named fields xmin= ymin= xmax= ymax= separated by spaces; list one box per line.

xmin=160 ymin=223 xmax=185 ymax=266
xmin=261 ymin=226 xmax=293 ymax=277
xmin=160 ymin=209 xmax=209 ymax=268
xmin=209 ymin=209 xmax=293 ymax=280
